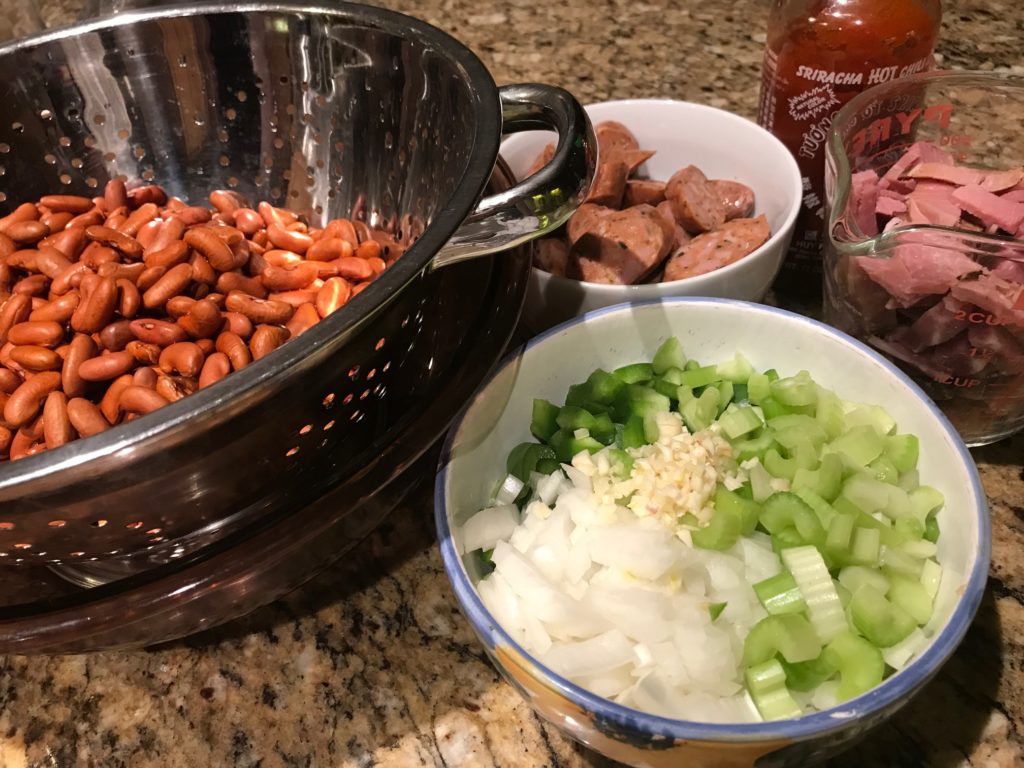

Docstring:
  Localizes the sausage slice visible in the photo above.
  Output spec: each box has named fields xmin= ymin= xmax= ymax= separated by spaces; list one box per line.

xmin=595 ymin=121 xmax=639 ymax=155
xmin=711 ymin=180 xmax=756 ymax=220
xmin=534 ymin=237 xmax=570 ymax=277
xmin=572 ymin=204 xmax=671 ymax=285
xmin=585 ymin=158 xmax=630 ymax=208
xmin=625 ymin=180 xmax=666 ymax=207
xmin=666 ymin=165 xmax=726 ymax=234
xmin=663 ymin=215 xmax=770 ymax=282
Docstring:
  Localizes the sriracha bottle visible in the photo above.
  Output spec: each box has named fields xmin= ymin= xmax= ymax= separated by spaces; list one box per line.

xmin=757 ymin=0 xmax=942 ymax=300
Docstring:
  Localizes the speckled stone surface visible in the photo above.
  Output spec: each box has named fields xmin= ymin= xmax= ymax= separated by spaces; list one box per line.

xmin=2 ymin=0 xmax=1023 ymax=766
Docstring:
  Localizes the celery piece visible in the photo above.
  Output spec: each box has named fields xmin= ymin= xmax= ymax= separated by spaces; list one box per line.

xmin=882 ymin=627 xmax=928 ymax=671
xmin=643 ymin=412 xmax=662 ymax=444
xmin=613 ymin=362 xmax=654 ymax=384
xmin=828 ymin=425 xmax=885 ymax=468
xmin=692 ymin=499 xmax=743 ymax=551
xmin=556 ymin=406 xmax=598 ymax=433
xmin=719 ymin=405 xmax=763 ymax=440
xmin=825 ymin=513 xmax=855 ymax=560
xmin=531 ymin=399 xmax=560 ymax=442
xmin=849 ymin=584 xmax=916 ymax=647
xmin=585 ymin=369 xmax=626 ymax=405
xmin=894 ymin=516 xmax=925 ymax=541
xmin=815 ymin=387 xmax=846 ymax=440
xmin=900 ymin=539 xmax=937 ymax=560
xmin=675 ymin=384 xmax=695 ymax=411
xmin=910 ymin=486 xmax=944 ymax=522
xmin=771 ymin=527 xmax=805 ymax=554
xmin=659 ymin=367 xmax=684 ymax=387
xmin=652 ymin=337 xmax=686 ymax=375
xmin=612 ymin=384 xmax=671 ymax=423
xmin=652 ymin=377 xmax=681 ymax=402
xmin=887 ymin=574 xmax=933 ymax=625
xmin=792 ymin=453 xmax=843 ymax=502
xmin=849 ymin=526 xmax=881 ymax=567
xmin=734 ymin=431 xmax=775 ymax=462
xmin=839 ymin=474 xmax=890 ymax=514
xmin=679 ymin=365 xmax=721 ymax=389
xmin=794 ymin=487 xmax=837 ymax=528
xmin=745 ymin=658 xmax=803 ymax=721
xmin=764 ymin=368 xmax=781 ymax=382
xmin=681 ymin=387 xmax=720 ymax=433
xmin=923 ymin=515 xmax=940 ymax=543
xmin=715 ymin=485 xmax=760 ymax=536
xmin=743 ymin=614 xmax=823 ymax=666
xmin=822 ymin=632 xmax=885 ymax=702
xmin=733 ymin=382 xmax=749 ymax=403
xmin=764 ymin=449 xmax=798 ymax=481
xmin=768 ymin=414 xmax=828 ymax=446
xmin=605 ymin=448 xmax=634 ymax=480
xmin=844 ymin=404 xmax=897 ymax=436
xmin=747 ymin=372 xmax=771 ymax=404
xmin=880 ymin=545 xmax=924 ymax=579
xmin=621 ymin=414 xmax=647 ymax=449
xmin=717 ymin=381 xmax=735 ymax=413
xmin=708 ymin=602 xmax=728 ymax=622
xmin=834 ymin=579 xmax=852 ymax=607
xmin=753 ymin=572 xmax=808 ymax=616
xmin=761 ymin=493 xmax=825 ymax=547
xmin=770 ymin=371 xmax=818 ymax=408
xmin=885 ymin=434 xmax=919 ymax=473
xmin=897 ymin=468 xmax=920 ymax=492
xmin=782 ymin=546 xmax=847 ymax=643
xmin=868 ymin=455 xmax=899 ymax=485
xmin=920 ymin=559 xmax=942 ymax=600
xmin=717 ymin=352 xmax=754 ymax=383
xmin=781 ymin=656 xmax=837 ymax=692
xmin=838 ymin=566 xmax=889 ymax=596
xmin=684 ymin=359 xmax=701 ymax=371
xmin=759 ymin=397 xmax=788 ymax=420
xmin=749 ymin=460 xmax=775 ymax=503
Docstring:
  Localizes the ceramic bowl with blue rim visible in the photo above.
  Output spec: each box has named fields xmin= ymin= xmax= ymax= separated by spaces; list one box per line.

xmin=435 ymin=298 xmax=989 ymax=767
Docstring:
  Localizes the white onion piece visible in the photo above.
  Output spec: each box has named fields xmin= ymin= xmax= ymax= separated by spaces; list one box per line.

xmin=494 ymin=474 xmax=525 ymax=506
xmin=462 ymin=505 xmax=519 ymax=553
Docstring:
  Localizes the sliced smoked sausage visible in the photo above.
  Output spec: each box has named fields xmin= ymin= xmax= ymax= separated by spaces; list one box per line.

xmin=573 ymin=205 xmax=671 ymax=285
xmin=663 ymin=215 xmax=770 ymax=282
xmin=666 ymin=165 xmax=726 ymax=234
xmin=712 ymin=180 xmax=756 ymax=220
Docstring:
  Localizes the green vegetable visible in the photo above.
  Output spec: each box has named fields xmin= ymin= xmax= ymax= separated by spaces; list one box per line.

xmin=652 ymin=337 xmax=686 ymax=375
xmin=743 ymin=614 xmax=822 ymax=666
xmin=760 ymin=493 xmax=825 ymax=548
xmin=781 ymin=656 xmax=836 ymax=692
xmin=753 ymin=571 xmax=808 ymax=616
xmin=531 ymin=399 xmax=560 ymax=442
xmin=746 ymin=658 xmax=802 ymax=720
xmin=613 ymin=362 xmax=654 ymax=384
xmin=848 ymin=584 xmax=916 ymax=647
xmin=822 ymin=632 xmax=884 ymax=702
xmin=708 ymin=602 xmax=728 ymax=621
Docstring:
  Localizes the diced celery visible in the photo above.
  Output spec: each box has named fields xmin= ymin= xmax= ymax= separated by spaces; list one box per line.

xmin=753 ymin=571 xmax=808 ymax=615
xmin=679 ymin=365 xmax=721 ymax=388
xmin=770 ymin=371 xmax=818 ymax=408
xmin=643 ymin=412 xmax=661 ymax=444
xmin=717 ymin=352 xmax=754 ymax=383
xmin=676 ymin=385 xmax=695 ymax=410
xmin=661 ymin=367 xmax=685 ymax=386
xmin=708 ymin=601 xmax=728 ymax=621
xmin=894 ymin=516 xmax=925 ymax=541
xmin=761 ymin=493 xmax=825 ymax=547
xmin=652 ymin=337 xmax=686 ymax=375
xmin=743 ymin=614 xmax=823 ymax=666
xmin=719 ymin=405 xmax=763 ymax=439
xmin=652 ymin=377 xmax=681 ymax=402
xmin=745 ymin=658 xmax=803 ymax=721
xmin=734 ymin=430 xmax=775 ymax=462
xmin=613 ymin=362 xmax=654 ymax=383
xmin=749 ymin=460 xmax=775 ymax=503
xmin=843 ymin=403 xmax=896 ymax=436
xmin=772 ymin=527 xmax=806 ymax=554
xmin=834 ymin=578 xmax=851 ymax=607
xmin=815 ymin=387 xmax=846 ymax=440
xmin=880 ymin=545 xmax=924 ymax=579
xmin=768 ymin=414 xmax=828 ymax=446
xmin=621 ymin=414 xmax=647 ymax=449
xmin=606 ymin=448 xmax=634 ymax=480
xmin=612 ymin=384 xmax=671 ymax=423
xmin=764 ymin=449 xmax=798 ymax=481
xmin=781 ymin=656 xmax=836 ymax=692
xmin=839 ymin=474 xmax=890 ymax=515
xmin=733 ymin=382 xmax=749 ymax=403
xmin=747 ymin=372 xmax=771 ymax=404
xmin=849 ymin=584 xmax=917 ymax=647
xmin=897 ymin=469 xmax=920 ymax=492
xmin=868 ymin=455 xmax=899 ymax=485
xmin=759 ymin=397 xmax=788 ymax=420
xmin=716 ymin=381 xmax=735 ymax=413
xmin=681 ymin=387 xmax=720 ymax=433
xmin=822 ymin=632 xmax=885 ymax=702
xmin=920 ymin=559 xmax=942 ymax=600
xmin=825 ymin=513 xmax=855 ymax=559
xmin=827 ymin=425 xmax=885 ymax=468
xmin=764 ymin=368 xmax=781 ymax=382
xmin=792 ymin=453 xmax=842 ymax=501
xmin=839 ymin=565 xmax=890 ymax=596
xmin=684 ymin=359 xmax=701 ymax=371
xmin=794 ymin=487 xmax=837 ymax=529
xmin=882 ymin=627 xmax=928 ymax=671
xmin=910 ymin=486 xmax=944 ymax=522
xmin=715 ymin=485 xmax=760 ymax=536
xmin=923 ymin=515 xmax=940 ymax=543
xmin=885 ymin=433 xmax=919 ymax=473
xmin=692 ymin=497 xmax=743 ymax=551
xmin=782 ymin=546 xmax=847 ymax=643
xmin=849 ymin=526 xmax=881 ymax=567
xmin=886 ymin=574 xmax=933 ymax=625
xmin=585 ymin=369 xmax=626 ymax=404
xmin=531 ymin=399 xmax=560 ymax=442
xmin=900 ymin=539 xmax=937 ymax=560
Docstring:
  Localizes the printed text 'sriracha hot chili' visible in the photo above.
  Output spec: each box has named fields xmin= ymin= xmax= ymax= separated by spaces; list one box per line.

xmin=757 ymin=0 xmax=942 ymax=299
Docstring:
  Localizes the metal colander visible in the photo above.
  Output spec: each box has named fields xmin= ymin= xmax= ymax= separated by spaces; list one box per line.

xmin=0 ymin=1 xmax=593 ymax=565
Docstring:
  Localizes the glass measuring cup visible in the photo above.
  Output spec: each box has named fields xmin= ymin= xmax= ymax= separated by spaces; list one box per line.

xmin=824 ymin=71 xmax=1024 ymax=446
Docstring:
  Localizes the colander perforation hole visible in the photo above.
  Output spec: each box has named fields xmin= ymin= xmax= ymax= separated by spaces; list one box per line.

xmin=323 ymin=420 xmax=335 ymax=431
xmin=91 ymin=519 xmax=108 ymax=528
xmin=322 ymin=393 xmax=335 ymax=408
xmin=146 ymin=528 xmax=162 ymax=536
xmin=226 ymin=108 xmax=237 ymax=120
xmin=285 ymin=446 xmax=299 ymax=457
xmin=366 ymin=368 xmax=377 ymax=380
xmin=9 ymin=122 xmax=22 ymax=132
xmin=0 ymin=522 xmax=14 ymax=530
xmin=350 ymin=409 xmax=362 ymax=422
xmin=236 ymin=90 xmax=248 ymax=102
xmin=13 ymin=543 xmax=31 ymax=550
xmin=382 ymin=362 xmax=391 ymax=373
xmin=59 ymin=174 xmax=72 ymax=185
xmin=58 ymin=136 xmax=71 ymax=147
xmin=48 ymin=520 xmax=66 ymax=528
xmin=359 ymin=389 xmax=369 ymax=400
xmin=348 ymin=365 xmax=360 ymax=380
xmin=342 ymin=393 xmax=353 ymax=405
xmin=85 ymin=177 xmax=98 ymax=188
xmin=299 ymin=424 xmax=312 ymax=436
xmin=0 ymin=193 xmax=6 ymax=203
xmin=43 ymin=153 xmax=56 ymax=164
xmin=126 ymin=521 xmax=144 ymax=529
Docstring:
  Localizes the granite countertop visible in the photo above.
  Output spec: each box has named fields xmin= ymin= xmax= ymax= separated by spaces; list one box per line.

xmin=4 ymin=0 xmax=1024 ymax=765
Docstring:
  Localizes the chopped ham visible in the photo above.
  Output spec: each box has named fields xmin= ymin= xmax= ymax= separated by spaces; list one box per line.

xmin=856 ymin=244 xmax=981 ymax=306
xmin=876 ymin=196 xmax=907 ymax=217
xmin=991 ymin=258 xmax=1024 ymax=283
xmin=905 ymin=181 xmax=961 ymax=227
xmin=902 ymin=297 xmax=970 ymax=352
xmin=967 ymin=325 xmax=1024 ymax=375
xmin=981 ymin=168 xmax=1024 ymax=193
xmin=851 ymin=170 xmax=879 ymax=236
xmin=905 ymin=163 xmax=985 ymax=186
xmin=1001 ymin=190 xmax=1024 ymax=204
xmin=951 ymin=184 xmax=1024 ymax=233
xmin=950 ymin=273 xmax=1024 ymax=324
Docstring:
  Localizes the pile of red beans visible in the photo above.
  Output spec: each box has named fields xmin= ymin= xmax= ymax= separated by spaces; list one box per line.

xmin=0 ymin=181 xmax=402 ymax=461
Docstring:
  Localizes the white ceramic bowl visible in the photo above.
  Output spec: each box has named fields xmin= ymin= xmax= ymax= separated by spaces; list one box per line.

xmin=500 ymin=100 xmax=803 ymax=331
xmin=436 ymin=299 xmax=989 ymax=767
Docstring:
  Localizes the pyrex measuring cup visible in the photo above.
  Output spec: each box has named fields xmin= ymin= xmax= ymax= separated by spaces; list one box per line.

xmin=824 ymin=71 xmax=1024 ymax=446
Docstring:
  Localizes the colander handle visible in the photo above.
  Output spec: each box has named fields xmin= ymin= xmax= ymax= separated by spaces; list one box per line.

xmin=430 ymin=83 xmax=595 ymax=270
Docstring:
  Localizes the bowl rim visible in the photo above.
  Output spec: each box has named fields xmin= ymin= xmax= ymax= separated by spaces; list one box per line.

xmin=501 ymin=98 xmax=803 ymax=294
xmin=434 ymin=296 xmax=990 ymax=743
